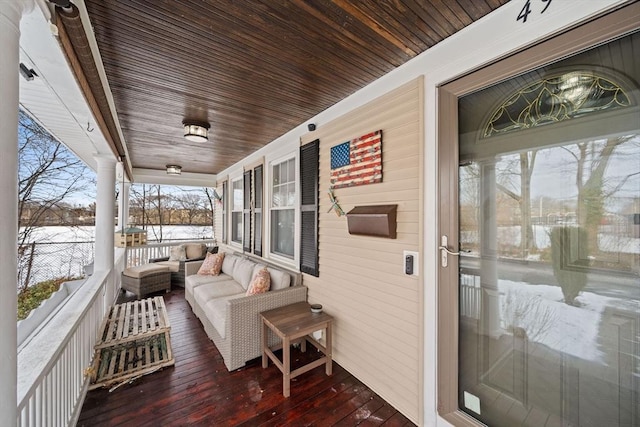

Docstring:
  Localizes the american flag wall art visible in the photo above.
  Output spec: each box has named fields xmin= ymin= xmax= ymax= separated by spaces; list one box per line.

xmin=330 ymin=130 xmax=382 ymax=189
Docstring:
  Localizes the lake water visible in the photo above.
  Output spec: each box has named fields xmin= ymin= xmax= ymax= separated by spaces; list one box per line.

xmin=18 ymin=225 xmax=214 ymax=289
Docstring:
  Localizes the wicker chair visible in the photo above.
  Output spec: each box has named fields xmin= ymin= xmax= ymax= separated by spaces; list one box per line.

xmin=151 ymin=244 xmax=218 ymax=287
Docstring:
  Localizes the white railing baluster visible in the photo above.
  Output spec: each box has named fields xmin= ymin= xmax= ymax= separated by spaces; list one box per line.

xmin=16 ymin=241 xmax=215 ymax=426
xmin=17 ymin=249 xmax=126 ymax=427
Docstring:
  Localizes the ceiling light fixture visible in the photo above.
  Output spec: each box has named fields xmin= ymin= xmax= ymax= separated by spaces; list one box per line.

xmin=183 ymin=122 xmax=210 ymax=142
xmin=166 ymin=164 xmax=182 ymax=175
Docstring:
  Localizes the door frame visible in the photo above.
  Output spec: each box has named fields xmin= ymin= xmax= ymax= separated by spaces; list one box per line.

xmin=436 ymin=3 xmax=640 ymax=425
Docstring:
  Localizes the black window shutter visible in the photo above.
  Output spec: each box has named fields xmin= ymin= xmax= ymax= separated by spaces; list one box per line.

xmin=253 ymin=165 xmax=263 ymax=257
xmin=300 ymin=139 xmax=319 ymax=276
xmin=221 ymin=181 xmax=228 ymax=243
xmin=243 ymin=170 xmax=252 ymax=253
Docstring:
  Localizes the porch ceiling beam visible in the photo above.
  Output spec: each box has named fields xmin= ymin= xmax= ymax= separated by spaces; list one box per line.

xmin=132 ymin=168 xmax=217 ymax=188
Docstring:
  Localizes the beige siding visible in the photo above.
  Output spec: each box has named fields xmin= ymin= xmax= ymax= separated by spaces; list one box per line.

xmin=300 ymin=78 xmax=423 ymax=423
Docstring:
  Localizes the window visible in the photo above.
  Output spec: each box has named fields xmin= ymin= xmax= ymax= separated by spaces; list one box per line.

xmin=270 ymin=157 xmax=296 ymax=259
xmin=231 ymin=178 xmax=242 ymax=244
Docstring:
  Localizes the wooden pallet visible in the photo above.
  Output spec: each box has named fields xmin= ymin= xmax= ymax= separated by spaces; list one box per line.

xmin=89 ymin=296 xmax=175 ymax=390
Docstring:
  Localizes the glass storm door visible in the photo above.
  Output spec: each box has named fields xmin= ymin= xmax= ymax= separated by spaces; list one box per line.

xmin=455 ymin=31 xmax=640 ymax=426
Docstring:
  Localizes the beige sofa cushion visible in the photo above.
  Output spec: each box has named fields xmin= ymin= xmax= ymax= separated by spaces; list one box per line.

xmin=153 ymin=260 xmax=180 ymax=272
xmin=192 ymin=280 xmax=244 ymax=305
xmin=204 ymin=293 xmax=244 ymax=339
xmin=267 ymin=267 xmax=291 ymax=290
xmin=185 ymin=243 xmax=206 ymax=260
xmin=221 ymin=253 xmax=238 ymax=275
xmin=123 ymin=263 xmax=170 ymax=278
xmin=185 ymin=273 xmax=233 ymax=296
xmin=232 ymin=258 xmax=256 ymax=290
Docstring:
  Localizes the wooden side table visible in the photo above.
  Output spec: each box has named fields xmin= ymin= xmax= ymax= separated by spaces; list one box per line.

xmin=261 ymin=302 xmax=333 ymax=397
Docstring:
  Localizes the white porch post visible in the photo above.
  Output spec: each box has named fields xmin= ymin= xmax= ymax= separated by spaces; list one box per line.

xmin=94 ymin=154 xmax=117 ymax=304
xmin=116 ymin=162 xmax=130 ymax=231
xmin=479 ymin=159 xmax=501 ymax=337
xmin=0 ymin=0 xmax=33 ymax=421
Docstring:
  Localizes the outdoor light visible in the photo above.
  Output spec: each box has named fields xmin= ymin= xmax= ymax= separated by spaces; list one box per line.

xmin=183 ymin=122 xmax=210 ymax=142
xmin=19 ymin=63 xmax=38 ymax=81
xmin=166 ymin=164 xmax=182 ymax=175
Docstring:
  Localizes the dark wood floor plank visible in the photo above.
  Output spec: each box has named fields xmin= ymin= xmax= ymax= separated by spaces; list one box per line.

xmin=334 ymin=394 xmax=387 ymax=426
xmin=359 ymin=402 xmax=402 ymax=426
xmin=380 ymin=411 xmax=414 ymax=426
xmin=77 ymin=288 xmax=417 ymax=426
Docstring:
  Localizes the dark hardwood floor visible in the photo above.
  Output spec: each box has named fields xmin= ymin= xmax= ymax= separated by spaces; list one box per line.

xmin=77 ymin=288 xmax=416 ymax=426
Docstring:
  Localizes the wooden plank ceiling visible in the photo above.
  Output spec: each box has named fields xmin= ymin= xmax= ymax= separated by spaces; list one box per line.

xmin=82 ymin=0 xmax=507 ymax=176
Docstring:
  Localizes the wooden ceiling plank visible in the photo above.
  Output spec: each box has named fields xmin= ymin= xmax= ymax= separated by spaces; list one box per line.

xmin=82 ymin=0 xmax=504 ymax=175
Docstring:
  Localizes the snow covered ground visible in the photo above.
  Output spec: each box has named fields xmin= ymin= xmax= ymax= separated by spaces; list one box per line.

xmin=498 ymin=280 xmax=638 ymax=363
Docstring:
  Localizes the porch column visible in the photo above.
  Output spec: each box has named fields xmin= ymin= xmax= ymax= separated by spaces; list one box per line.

xmin=0 ymin=0 xmax=34 ymax=421
xmin=480 ymin=159 xmax=501 ymax=337
xmin=116 ymin=162 xmax=130 ymax=231
xmin=94 ymin=154 xmax=116 ymax=303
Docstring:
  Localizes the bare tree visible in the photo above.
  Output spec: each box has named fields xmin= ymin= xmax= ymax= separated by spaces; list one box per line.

xmin=496 ymin=150 xmax=538 ymax=257
xmin=174 ymin=192 xmax=204 ymax=224
xmin=203 ymin=187 xmax=216 ymax=235
xmin=17 ymin=110 xmax=94 ymax=291
xmin=129 ymin=184 xmax=165 ymax=241
xmin=566 ymin=136 xmax=633 ymax=253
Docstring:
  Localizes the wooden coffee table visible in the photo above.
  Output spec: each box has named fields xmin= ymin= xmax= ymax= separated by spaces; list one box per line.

xmin=261 ymin=302 xmax=333 ymax=397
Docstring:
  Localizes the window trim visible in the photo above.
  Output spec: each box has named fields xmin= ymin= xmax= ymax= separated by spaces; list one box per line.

xmin=229 ymin=175 xmax=243 ymax=248
xmin=266 ymin=152 xmax=299 ymax=267
xmin=220 ymin=179 xmax=228 ymax=244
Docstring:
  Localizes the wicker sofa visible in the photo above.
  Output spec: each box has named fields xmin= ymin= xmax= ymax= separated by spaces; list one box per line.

xmin=185 ymin=251 xmax=306 ymax=371
xmin=151 ymin=243 xmax=217 ymax=287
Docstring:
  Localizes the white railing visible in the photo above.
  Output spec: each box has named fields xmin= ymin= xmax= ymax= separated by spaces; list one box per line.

xmin=124 ymin=239 xmax=216 ymax=268
xmin=460 ymin=269 xmax=481 ymax=320
xmin=16 ymin=248 xmax=126 ymax=427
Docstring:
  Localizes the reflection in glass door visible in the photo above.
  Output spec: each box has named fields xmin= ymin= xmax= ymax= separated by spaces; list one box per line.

xmin=457 ymin=31 xmax=639 ymax=426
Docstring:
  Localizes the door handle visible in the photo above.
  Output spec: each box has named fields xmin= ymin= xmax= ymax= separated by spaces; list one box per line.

xmin=439 ymin=235 xmax=463 ymax=267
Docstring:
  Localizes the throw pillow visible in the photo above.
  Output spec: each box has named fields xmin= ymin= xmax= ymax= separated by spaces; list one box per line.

xmin=246 ymin=267 xmax=270 ymax=296
xmin=197 ymin=252 xmax=225 ymax=275
xmin=209 ymin=252 xmax=225 ymax=275
xmin=168 ymin=244 xmax=186 ymax=261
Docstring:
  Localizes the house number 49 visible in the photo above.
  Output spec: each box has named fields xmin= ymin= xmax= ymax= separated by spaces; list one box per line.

xmin=517 ymin=0 xmax=552 ymax=23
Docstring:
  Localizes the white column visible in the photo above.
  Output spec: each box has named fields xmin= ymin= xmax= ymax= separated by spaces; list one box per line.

xmin=123 ymin=182 xmax=130 ymax=227
xmin=94 ymin=154 xmax=117 ymax=303
xmin=116 ymin=162 xmax=130 ymax=231
xmin=480 ymin=160 xmax=501 ymax=337
xmin=0 ymin=0 xmax=33 ymax=421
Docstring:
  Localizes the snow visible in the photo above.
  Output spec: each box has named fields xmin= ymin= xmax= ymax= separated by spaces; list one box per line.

xmin=498 ymin=280 xmax=626 ymax=362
